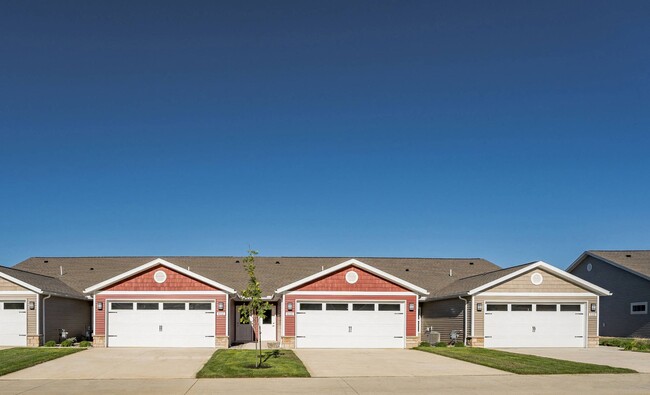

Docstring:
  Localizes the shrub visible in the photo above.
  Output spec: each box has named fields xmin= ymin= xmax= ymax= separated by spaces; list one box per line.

xmin=434 ymin=342 xmax=448 ymax=347
xmin=60 ymin=339 xmax=74 ymax=347
xmin=454 ymin=342 xmax=465 ymax=347
xmin=44 ymin=340 xmax=57 ymax=347
xmin=419 ymin=341 xmax=431 ymax=347
xmin=79 ymin=340 xmax=92 ymax=348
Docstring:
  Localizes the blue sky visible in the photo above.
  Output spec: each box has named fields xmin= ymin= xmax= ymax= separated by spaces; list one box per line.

xmin=1 ymin=1 xmax=649 ymax=269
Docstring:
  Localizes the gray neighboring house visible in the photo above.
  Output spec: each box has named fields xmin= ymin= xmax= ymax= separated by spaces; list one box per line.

xmin=0 ymin=266 xmax=91 ymax=346
xmin=568 ymin=250 xmax=650 ymax=338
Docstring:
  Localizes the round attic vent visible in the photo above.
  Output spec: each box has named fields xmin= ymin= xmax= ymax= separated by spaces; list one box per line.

xmin=531 ymin=272 xmax=543 ymax=286
xmin=587 ymin=263 xmax=593 ymax=272
xmin=345 ymin=270 xmax=359 ymax=284
xmin=154 ymin=270 xmax=167 ymax=284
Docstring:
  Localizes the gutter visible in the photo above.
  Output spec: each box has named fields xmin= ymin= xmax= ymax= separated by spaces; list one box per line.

xmin=42 ymin=294 xmax=52 ymax=342
xmin=458 ymin=296 xmax=468 ymax=346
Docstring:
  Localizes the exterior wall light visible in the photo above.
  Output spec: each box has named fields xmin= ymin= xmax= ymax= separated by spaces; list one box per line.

xmin=409 ymin=303 xmax=415 ymax=312
xmin=591 ymin=303 xmax=597 ymax=312
xmin=476 ymin=303 xmax=483 ymax=312
xmin=97 ymin=302 xmax=103 ymax=311
xmin=287 ymin=302 xmax=293 ymax=311
xmin=28 ymin=301 xmax=35 ymax=310
xmin=218 ymin=302 xmax=224 ymax=311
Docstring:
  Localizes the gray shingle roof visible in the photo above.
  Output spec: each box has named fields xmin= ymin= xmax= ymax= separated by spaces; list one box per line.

xmin=428 ymin=263 xmax=531 ymax=298
xmin=13 ymin=256 xmax=501 ymax=296
xmin=0 ymin=266 xmax=86 ymax=299
xmin=587 ymin=250 xmax=650 ymax=279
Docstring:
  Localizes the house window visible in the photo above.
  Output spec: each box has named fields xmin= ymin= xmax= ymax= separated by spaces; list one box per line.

xmin=631 ymin=302 xmax=647 ymax=315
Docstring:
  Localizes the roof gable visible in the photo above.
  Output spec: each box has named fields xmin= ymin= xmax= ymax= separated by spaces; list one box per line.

xmin=83 ymin=258 xmax=236 ymax=294
xmin=275 ymin=259 xmax=429 ymax=295
xmin=568 ymin=251 xmax=650 ymax=281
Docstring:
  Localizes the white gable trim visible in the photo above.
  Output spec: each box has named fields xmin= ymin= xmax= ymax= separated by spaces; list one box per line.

xmin=567 ymin=252 xmax=650 ymax=282
xmin=275 ymin=258 xmax=429 ymax=295
xmin=0 ymin=272 xmax=42 ymax=294
xmin=467 ymin=261 xmax=611 ymax=296
xmin=83 ymin=258 xmax=236 ymax=294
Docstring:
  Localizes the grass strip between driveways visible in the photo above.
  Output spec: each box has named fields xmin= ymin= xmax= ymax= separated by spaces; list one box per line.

xmin=196 ymin=349 xmax=310 ymax=378
xmin=415 ymin=346 xmax=637 ymax=375
xmin=0 ymin=347 xmax=85 ymax=376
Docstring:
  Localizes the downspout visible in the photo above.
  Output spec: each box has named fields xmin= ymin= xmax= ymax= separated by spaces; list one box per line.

xmin=42 ymin=294 xmax=52 ymax=342
xmin=458 ymin=296 xmax=468 ymax=345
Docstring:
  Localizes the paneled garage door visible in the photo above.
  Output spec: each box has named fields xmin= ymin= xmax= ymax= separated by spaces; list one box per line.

xmin=107 ymin=301 xmax=215 ymax=347
xmin=0 ymin=300 xmax=27 ymax=346
xmin=484 ymin=302 xmax=586 ymax=348
xmin=295 ymin=301 xmax=405 ymax=348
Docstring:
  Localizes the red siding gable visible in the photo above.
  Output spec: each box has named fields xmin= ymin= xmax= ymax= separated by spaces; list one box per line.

xmin=297 ymin=266 xmax=408 ymax=292
xmin=106 ymin=265 xmax=217 ymax=292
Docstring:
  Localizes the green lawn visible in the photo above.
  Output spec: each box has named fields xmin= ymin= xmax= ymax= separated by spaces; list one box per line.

xmin=600 ymin=337 xmax=650 ymax=352
xmin=415 ymin=346 xmax=637 ymax=375
xmin=196 ymin=349 xmax=310 ymax=378
xmin=0 ymin=347 xmax=85 ymax=376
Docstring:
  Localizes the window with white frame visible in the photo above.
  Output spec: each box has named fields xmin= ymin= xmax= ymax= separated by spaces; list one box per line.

xmin=631 ymin=302 xmax=647 ymax=315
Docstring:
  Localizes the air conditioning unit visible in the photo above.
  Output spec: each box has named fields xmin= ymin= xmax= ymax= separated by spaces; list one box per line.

xmin=426 ymin=331 xmax=440 ymax=344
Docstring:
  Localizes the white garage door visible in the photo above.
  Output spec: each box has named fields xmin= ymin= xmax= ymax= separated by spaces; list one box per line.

xmin=295 ymin=302 xmax=405 ymax=348
xmin=107 ymin=301 xmax=215 ymax=347
xmin=484 ymin=303 xmax=586 ymax=348
xmin=0 ymin=300 xmax=27 ymax=346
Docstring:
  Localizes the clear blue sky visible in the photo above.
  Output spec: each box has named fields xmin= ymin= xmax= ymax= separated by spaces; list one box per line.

xmin=1 ymin=1 xmax=649 ymax=269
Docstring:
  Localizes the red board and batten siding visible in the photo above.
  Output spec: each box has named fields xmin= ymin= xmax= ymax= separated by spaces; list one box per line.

xmin=284 ymin=267 xmax=418 ymax=337
xmin=94 ymin=265 xmax=227 ymax=337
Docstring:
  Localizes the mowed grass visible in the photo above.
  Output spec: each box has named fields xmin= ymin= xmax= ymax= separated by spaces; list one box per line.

xmin=0 ymin=347 xmax=85 ymax=376
xmin=196 ymin=349 xmax=310 ymax=378
xmin=415 ymin=346 xmax=637 ymax=375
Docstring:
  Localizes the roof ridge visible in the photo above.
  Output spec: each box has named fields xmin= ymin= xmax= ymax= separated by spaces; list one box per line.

xmin=24 ymin=256 xmax=490 ymax=260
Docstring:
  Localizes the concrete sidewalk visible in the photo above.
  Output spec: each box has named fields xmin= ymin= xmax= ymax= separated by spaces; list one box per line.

xmin=1 ymin=374 xmax=649 ymax=395
xmin=502 ymin=347 xmax=650 ymax=373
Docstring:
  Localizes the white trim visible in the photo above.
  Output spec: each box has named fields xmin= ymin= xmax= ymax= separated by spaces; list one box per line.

xmin=470 ymin=295 xmax=475 ymax=337
xmin=630 ymin=301 xmax=648 ymax=315
xmin=98 ymin=291 xmax=226 ymax=295
xmin=0 ymin=291 xmax=37 ymax=295
xmin=288 ymin=291 xmax=416 ymax=296
xmin=468 ymin=261 xmax=611 ymax=296
xmin=596 ymin=295 xmax=600 ymax=337
xmin=92 ymin=294 xmax=96 ymax=338
xmin=36 ymin=294 xmax=40 ymax=337
xmin=479 ymin=292 xmax=596 ymax=297
xmin=275 ymin=259 xmax=429 ymax=295
xmin=281 ymin=294 xmax=286 ymax=338
xmin=0 ymin=272 xmax=42 ymax=294
xmin=83 ymin=258 xmax=236 ymax=294
xmin=568 ymin=252 xmax=650 ymax=282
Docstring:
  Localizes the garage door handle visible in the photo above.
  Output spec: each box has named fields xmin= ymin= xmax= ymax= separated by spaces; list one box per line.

xmin=575 ymin=336 xmax=583 ymax=338
xmin=349 ymin=326 xmax=352 ymax=333
xmin=395 ymin=312 xmax=404 ymax=315
xmin=159 ymin=325 xmax=163 ymax=332
xmin=18 ymin=334 xmax=26 ymax=337
xmin=394 ymin=336 xmax=403 ymax=338
xmin=205 ymin=335 xmax=215 ymax=338
xmin=205 ymin=312 xmax=215 ymax=314
xmin=19 ymin=311 xmax=26 ymax=314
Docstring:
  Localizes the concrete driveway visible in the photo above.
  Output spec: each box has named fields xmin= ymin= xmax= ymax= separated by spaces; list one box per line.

xmin=293 ymin=349 xmax=510 ymax=377
xmin=503 ymin=347 xmax=650 ymax=373
xmin=3 ymin=348 xmax=215 ymax=379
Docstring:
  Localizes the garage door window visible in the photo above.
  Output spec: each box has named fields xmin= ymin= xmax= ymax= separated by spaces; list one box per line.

xmin=353 ymin=304 xmax=375 ymax=311
xmin=511 ymin=304 xmax=533 ymax=312
xmin=189 ymin=303 xmax=212 ymax=310
xmin=3 ymin=302 xmax=25 ymax=310
xmin=299 ymin=303 xmax=322 ymax=311
xmin=486 ymin=304 xmax=508 ymax=312
xmin=536 ymin=304 xmax=557 ymax=312
xmin=378 ymin=304 xmax=400 ymax=311
xmin=560 ymin=305 xmax=581 ymax=312
xmin=111 ymin=303 xmax=133 ymax=310
xmin=137 ymin=303 xmax=159 ymax=310
xmin=163 ymin=303 xmax=186 ymax=310
xmin=326 ymin=303 xmax=348 ymax=311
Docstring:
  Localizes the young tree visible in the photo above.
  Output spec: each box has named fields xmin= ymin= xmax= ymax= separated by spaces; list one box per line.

xmin=238 ymin=249 xmax=271 ymax=367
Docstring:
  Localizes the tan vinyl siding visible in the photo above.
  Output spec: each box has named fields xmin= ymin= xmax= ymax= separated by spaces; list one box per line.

xmin=42 ymin=296 xmax=91 ymax=343
xmin=488 ymin=269 xmax=586 ymax=293
xmin=421 ymin=298 xmax=465 ymax=342
xmin=0 ymin=277 xmax=27 ymax=291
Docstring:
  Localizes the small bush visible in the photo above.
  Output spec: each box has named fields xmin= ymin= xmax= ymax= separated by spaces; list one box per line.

xmin=434 ymin=342 xmax=448 ymax=347
xmin=44 ymin=340 xmax=57 ymax=347
xmin=60 ymin=339 xmax=74 ymax=347
xmin=419 ymin=341 xmax=431 ymax=347
xmin=79 ymin=340 xmax=92 ymax=348
xmin=454 ymin=342 xmax=465 ymax=347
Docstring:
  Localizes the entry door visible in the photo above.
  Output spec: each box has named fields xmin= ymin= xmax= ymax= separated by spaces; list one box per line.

xmin=235 ymin=308 xmax=253 ymax=342
xmin=0 ymin=300 xmax=27 ymax=346
xmin=260 ymin=306 xmax=276 ymax=341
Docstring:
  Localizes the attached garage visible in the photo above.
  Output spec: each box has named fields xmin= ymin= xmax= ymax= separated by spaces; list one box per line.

xmin=107 ymin=301 xmax=216 ymax=347
xmin=0 ymin=300 xmax=27 ymax=346
xmin=483 ymin=302 xmax=586 ymax=348
xmin=295 ymin=301 xmax=405 ymax=348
